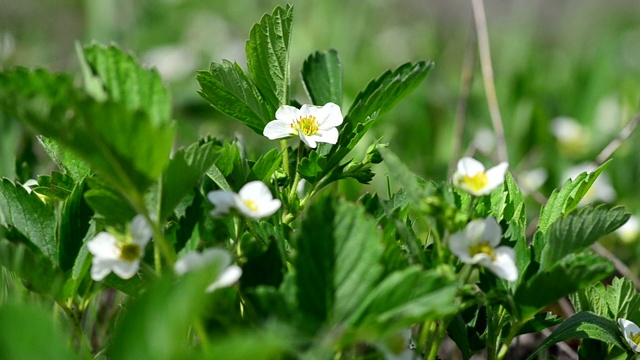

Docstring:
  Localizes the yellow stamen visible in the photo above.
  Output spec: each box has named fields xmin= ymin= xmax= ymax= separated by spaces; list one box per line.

xmin=119 ymin=243 xmax=141 ymax=262
xmin=631 ymin=331 xmax=640 ymax=345
xmin=243 ymin=199 xmax=259 ymax=212
xmin=468 ymin=241 xmax=495 ymax=261
xmin=291 ymin=115 xmax=319 ymax=136
xmin=462 ymin=172 xmax=489 ymax=193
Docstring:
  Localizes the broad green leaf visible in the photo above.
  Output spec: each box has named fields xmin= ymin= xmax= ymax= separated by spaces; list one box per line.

xmin=527 ymin=312 xmax=625 ymax=360
xmin=0 ymin=114 xmax=20 ymax=180
xmin=572 ymin=277 xmax=640 ymax=325
xmin=0 ymin=303 xmax=78 ymax=360
xmin=84 ymin=183 xmax=137 ymax=225
xmin=540 ymin=205 xmax=629 ymax=269
xmin=295 ymin=196 xmax=384 ymax=333
xmin=108 ymin=272 xmax=213 ymax=360
xmin=250 ymin=148 xmax=282 ymax=183
xmin=301 ymin=49 xmax=343 ymax=106
xmin=0 ymin=178 xmax=57 ymax=263
xmin=517 ymin=312 xmax=563 ymax=335
xmin=0 ymin=241 xmax=65 ymax=300
xmin=533 ymin=161 xmax=609 ymax=256
xmin=346 ymin=61 xmax=432 ymax=126
xmin=515 ymin=252 xmax=613 ymax=319
xmin=197 ymin=60 xmax=272 ymax=134
xmin=38 ymin=136 xmax=91 ymax=182
xmin=58 ymin=178 xmax=93 ymax=271
xmin=0 ymin=67 xmax=175 ymax=199
xmin=206 ymin=164 xmax=232 ymax=192
xmin=160 ymin=140 xmax=218 ymax=220
xmin=347 ymin=266 xmax=458 ymax=336
xmin=82 ymin=44 xmax=170 ymax=126
xmin=246 ymin=4 xmax=294 ymax=109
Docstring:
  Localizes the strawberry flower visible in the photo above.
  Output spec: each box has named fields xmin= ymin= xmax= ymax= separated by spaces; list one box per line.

xmin=263 ymin=103 xmax=343 ymax=148
xmin=174 ymin=248 xmax=242 ymax=293
xmin=207 ymin=181 xmax=281 ymax=220
xmin=453 ymin=157 xmax=508 ymax=196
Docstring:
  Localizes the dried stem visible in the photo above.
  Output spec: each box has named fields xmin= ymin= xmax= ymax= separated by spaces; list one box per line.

xmin=448 ymin=23 xmax=477 ymax=176
xmin=595 ymin=111 xmax=640 ymax=165
xmin=471 ymin=0 xmax=508 ymax=163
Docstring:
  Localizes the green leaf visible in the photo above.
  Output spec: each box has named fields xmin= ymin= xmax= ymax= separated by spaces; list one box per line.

xmin=160 ymin=140 xmax=218 ymax=220
xmin=571 ymin=277 xmax=640 ymax=324
xmin=0 ymin=178 xmax=57 ymax=263
xmin=250 ymin=148 xmax=282 ymax=183
xmin=108 ymin=272 xmax=212 ymax=360
xmin=347 ymin=266 xmax=458 ymax=336
xmin=298 ymin=151 xmax=326 ymax=181
xmin=0 ymin=303 xmax=78 ymax=360
xmin=295 ymin=196 xmax=384 ymax=333
xmin=301 ymin=49 xmax=343 ymax=106
xmin=379 ymin=147 xmax=432 ymax=201
xmin=84 ymin=183 xmax=137 ymax=225
xmin=515 ymin=252 xmax=614 ymax=319
xmin=197 ymin=61 xmax=272 ymax=134
xmin=38 ymin=136 xmax=91 ymax=182
xmin=447 ymin=315 xmax=473 ymax=360
xmin=346 ymin=61 xmax=432 ymax=126
xmin=82 ymin=44 xmax=171 ymax=126
xmin=540 ymin=205 xmax=629 ymax=269
xmin=533 ymin=161 xmax=609 ymax=256
xmin=58 ymin=178 xmax=93 ymax=271
xmin=201 ymin=324 xmax=294 ymax=360
xmin=0 ymin=114 xmax=21 ymax=180
xmin=517 ymin=312 xmax=563 ymax=335
xmin=527 ymin=312 xmax=625 ymax=360
xmin=206 ymin=164 xmax=232 ymax=192
xmin=246 ymin=4 xmax=294 ymax=109
xmin=0 ymin=241 xmax=66 ymax=300
xmin=33 ymin=171 xmax=75 ymax=201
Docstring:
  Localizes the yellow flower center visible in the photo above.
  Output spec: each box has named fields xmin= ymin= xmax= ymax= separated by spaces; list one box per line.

xmin=243 ymin=199 xmax=259 ymax=212
xmin=631 ymin=331 xmax=640 ymax=345
xmin=462 ymin=172 xmax=489 ymax=193
xmin=119 ymin=243 xmax=141 ymax=262
xmin=291 ymin=115 xmax=319 ymax=136
xmin=468 ymin=241 xmax=495 ymax=260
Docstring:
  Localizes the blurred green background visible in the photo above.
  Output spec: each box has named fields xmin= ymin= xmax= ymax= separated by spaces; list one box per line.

xmin=2 ymin=0 xmax=640 ymax=266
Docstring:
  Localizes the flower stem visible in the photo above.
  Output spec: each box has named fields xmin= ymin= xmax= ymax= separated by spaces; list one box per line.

xmin=193 ymin=318 xmax=210 ymax=351
xmin=280 ymin=140 xmax=290 ymax=178
xmin=288 ymin=143 xmax=304 ymax=201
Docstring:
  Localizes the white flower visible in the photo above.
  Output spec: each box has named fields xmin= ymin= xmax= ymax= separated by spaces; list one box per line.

xmin=619 ymin=318 xmax=640 ymax=353
xmin=87 ymin=215 xmax=152 ymax=281
xmin=207 ymin=181 xmax=281 ymax=220
xmin=519 ymin=168 xmax=548 ymax=195
xmin=452 ymin=157 xmax=509 ymax=196
xmin=263 ymin=103 xmax=343 ymax=148
xmin=617 ymin=215 xmax=640 ymax=244
xmin=174 ymin=248 xmax=242 ymax=292
xmin=550 ymin=116 xmax=590 ymax=157
xmin=449 ymin=217 xmax=518 ymax=282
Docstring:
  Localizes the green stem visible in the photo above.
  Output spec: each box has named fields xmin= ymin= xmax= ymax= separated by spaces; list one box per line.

xmin=288 ymin=143 xmax=305 ymax=201
xmin=193 ymin=318 xmax=210 ymax=350
xmin=427 ymin=319 xmax=450 ymax=360
xmin=496 ymin=320 xmax=525 ymax=360
xmin=280 ymin=140 xmax=290 ymax=177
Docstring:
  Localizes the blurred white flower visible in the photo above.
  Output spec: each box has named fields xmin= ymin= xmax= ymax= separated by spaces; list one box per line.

xmin=87 ymin=215 xmax=152 ymax=281
xmin=550 ymin=116 xmax=590 ymax=157
xmin=207 ymin=181 xmax=281 ymax=220
xmin=449 ymin=218 xmax=518 ymax=282
xmin=619 ymin=318 xmax=640 ymax=353
xmin=452 ymin=157 xmax=508 ymax=196
xmin=473 ymin=127 xmax=496 ymax=155
xmin=616 ymin=215 xmax=640 ymax=244
xmin=263 ymin=103 xmax=343 ymax=148
xmin=174 ymin=248 xmax=242 ymax=293
xmin=563 ymin=163 xmax=616 ymax=205
xmin=0 ymin=32 xmax=16 ymax=61
xmin=143 ymin=45 xmax=197 ymax=82
xmin=519 ymin=168 xmax=548 ymax=195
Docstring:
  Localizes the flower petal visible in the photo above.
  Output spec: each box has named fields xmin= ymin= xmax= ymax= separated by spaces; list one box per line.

xmin=311 ymin=127 xmax=339 ymax=145
xmin=316 ymin=102 xmax=343 ymax=128
xmin=90 ymin=257 xmax=117 ymax=281
xmin=482 ymin=246 xmax=518 ymax=282
xmin=298 ymin=132 xmax=317 ymax=148
xmin=111 ymin=260 xmax=140 ymax=279
xmin=207 ymin=190 xmax=237 ymax=217
xmin=206 ymin=264 xmax=242 ymax=293
xmin=239 ymin=181 xmax=273 ymax=202
xmin=130 ymin=215 xmax=152 ymax=247
xmin=263 ymin=119 xmax=295 ymax=140
xmin=484 ymin=162 xmax=509 ymax=192
xmin=448 ymin=231 xmax=474 ymax=263
xmin=619 ymin=318 xmax=640 ymax=353
xmin=481 ymin=217 xmax=502 ymax=247
xmin=87 ymin=232 xmax=119 ymax=259
xmin=174 ymin=248 xmax=232 ymax=275
xmin=275 ymin=105 xmax=300 ymax=121
xmin=456 ymin=157 xmax=485 ymax=177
